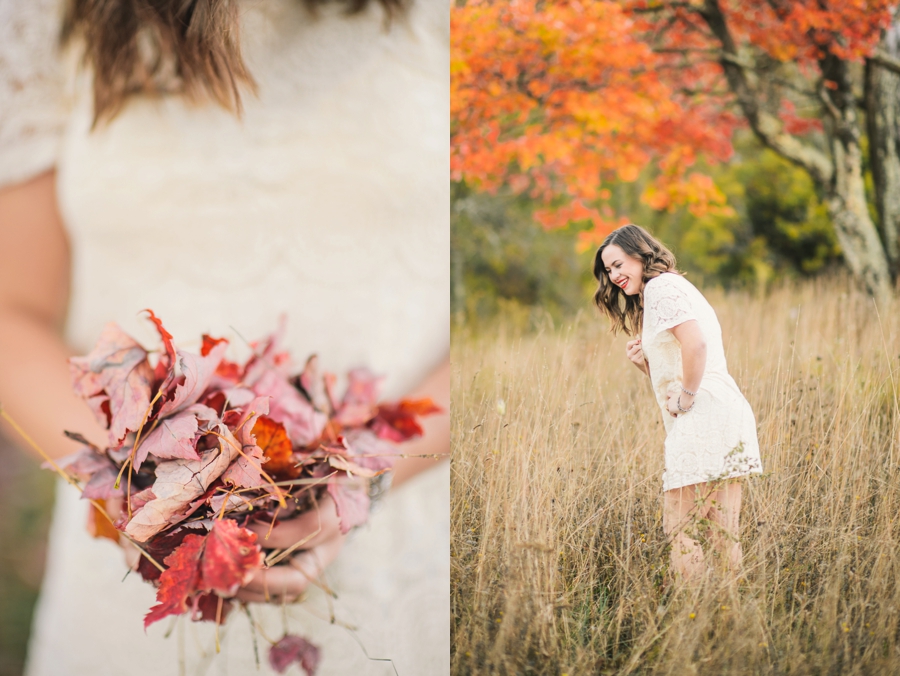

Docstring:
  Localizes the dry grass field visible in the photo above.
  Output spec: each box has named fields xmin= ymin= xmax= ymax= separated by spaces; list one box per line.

xmin=451 ymin=278 xmax=900 ymax=675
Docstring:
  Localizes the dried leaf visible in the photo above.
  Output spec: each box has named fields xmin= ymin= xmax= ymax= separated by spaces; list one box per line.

xmin=136 ymin=525 xmax=198 ymax=583
xmin=125 ymin=434 xmax=239 ymax=542
xmin=342 ymin=368 xmax=383 ymax=407
xmin=221 ymin=397 xmax=269 ymax=489
xmin=255 ymin=416 xmax=297 ymax=479
xmin=297 ymin=355 xmax=329 ymax=411
xmin=199 ymin=519 xmax=263 ymax=597
xmin=327 ymin=455 xmax=380 ymax=478
xmin=200 ymin=335 xmax=228 ymax=357
xmin=144 ymin=534 xmax=205 ymax=629
xmin=326 ymin=480 xmax=370 ymax=534
xmin=87 ymin=499 xmax=120 ymax=543
xmin=191 ymin=592 xmax=233 ymax=623
xmin=81 ymin=466 xmax=124 ymax=500
xmin=69 ymin=323 xmax=155 ymax=446
xmin=144 ymin=310 xmax=177 ymax=388
xmin=252 ymin=370 xmax=327 ymax=447
xmin=343 ymin=429 xmax=398 ymax=473
xmin=371 ymin=398 xmax=442 ymax=443
xmin=134 ymin=409 xmax=200 ymax=470
xmin=268 ymin=634 xmax=321 ymax=676
xmin=157 ymin=343 xmax=229 ymax=418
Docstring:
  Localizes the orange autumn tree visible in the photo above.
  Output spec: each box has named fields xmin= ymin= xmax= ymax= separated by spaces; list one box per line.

xmin=451 ymin=0 xmax=740 ymax=252
xmin=452 ymin=0 xmax=900 ymax=297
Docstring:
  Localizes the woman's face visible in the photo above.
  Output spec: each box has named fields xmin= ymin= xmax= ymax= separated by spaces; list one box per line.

xmin=601 ymin=244 xmax=644 ymax=295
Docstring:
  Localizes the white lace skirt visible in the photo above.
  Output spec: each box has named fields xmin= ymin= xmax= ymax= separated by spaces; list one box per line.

xmin=660 ymin=376 xmax=763 ymax=492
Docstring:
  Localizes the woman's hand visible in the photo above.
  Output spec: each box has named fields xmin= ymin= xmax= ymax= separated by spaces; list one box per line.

xmin=665 ymin=387 xmax=695 ymax=418
xmin=109 ymin=493 xmax=346 ymax=604
xmin=625 ymin=338 xmax=649 ymax=376
xmin=237 ymin=495 xmax=346 ymax=604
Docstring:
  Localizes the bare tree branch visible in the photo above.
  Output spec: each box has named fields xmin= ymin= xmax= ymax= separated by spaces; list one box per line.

xmin=697 ymin=0 xmax=833 ymax=184
xmin=868 ymin=49 xmax=900 ymax=77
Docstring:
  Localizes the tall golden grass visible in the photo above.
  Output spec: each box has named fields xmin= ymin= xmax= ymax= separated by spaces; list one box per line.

xmin=451 ymin=278 xmax=900 ymax=675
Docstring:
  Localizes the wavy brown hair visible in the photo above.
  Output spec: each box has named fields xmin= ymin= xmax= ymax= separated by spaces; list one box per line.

xmin=591 ymin=224 xmax=681 ymax=336
xmin=62 ymin=0 xmax=408 ymax=125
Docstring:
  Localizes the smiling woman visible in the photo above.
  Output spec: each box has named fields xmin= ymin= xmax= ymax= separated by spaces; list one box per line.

xmin=592 ymin=224 xmax=762 ymax=583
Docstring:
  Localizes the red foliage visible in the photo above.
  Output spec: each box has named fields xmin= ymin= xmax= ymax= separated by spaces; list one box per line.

xmin=200 ymin=519 xmax=264 ymax=597
xmin=144 ymin=533 xmax=205 ymax=629
xmin=372 ymin=398 xmax=443 ymax=443
xmin=452 ymin=0 xmax=893 ymax=242
xmin=61 ymin=312 xmax=440 ymax=648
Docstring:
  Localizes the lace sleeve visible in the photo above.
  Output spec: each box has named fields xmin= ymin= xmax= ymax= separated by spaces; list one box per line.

xmin=0 ymin=0 xmax=67 ymax=188
xmin=643 ymin=274 xmax=696 ymax=335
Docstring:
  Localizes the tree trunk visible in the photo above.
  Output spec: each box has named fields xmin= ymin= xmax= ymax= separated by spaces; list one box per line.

xmin=865 ymin=21 xmax=900 ymax=279
xmin=698 ymin=0 xmax=892 ymax=298
xmin=822 ymin=54 xmax=892 ymax=300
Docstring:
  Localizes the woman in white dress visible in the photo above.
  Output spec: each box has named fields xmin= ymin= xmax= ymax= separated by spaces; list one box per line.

xmin=591 ymin=224 xmax=762 ymax=582
xmin=0 ymin=0 xmax=449 ymax=673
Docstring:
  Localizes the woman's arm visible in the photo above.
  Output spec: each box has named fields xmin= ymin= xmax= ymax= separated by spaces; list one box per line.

xmin=390 ymin=355 xmax=449 ymax=487
xmin=667 ymin=319 xmax=706 ymax=415
xmin=0 ymin=171 xmax=109 ymax=457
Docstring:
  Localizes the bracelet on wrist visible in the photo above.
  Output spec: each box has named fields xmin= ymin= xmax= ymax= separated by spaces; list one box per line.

xmin=676 ymin=394 xmax=694 ymax=414
xmin=680 ymin=385 xmax=697 ymax=397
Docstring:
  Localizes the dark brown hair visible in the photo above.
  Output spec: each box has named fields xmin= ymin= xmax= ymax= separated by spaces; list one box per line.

xmin=62 ymin=0 xmax=408 ymax=125
xmin=591 ymin=224 xmax=680 ymax=336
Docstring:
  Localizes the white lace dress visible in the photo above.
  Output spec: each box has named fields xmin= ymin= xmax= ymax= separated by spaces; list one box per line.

xmin=641 ymin=273 xmax=762 ymax=492
xmin=0 ymin=0 xmax=449 ymax=674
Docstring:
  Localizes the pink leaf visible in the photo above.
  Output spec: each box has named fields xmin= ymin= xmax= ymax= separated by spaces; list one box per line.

xmin=81 ymin=466 xmax=124 ymax=500
xmin=134 ymin=410 xmax=200 ymax=470
xmin=69 ymin=323 xmax=155 ymax=446
xmin=343 ymin=429 xmax=399 ymax=473
xmin=158 ymin=343 xmax=229 ymax=418
xmin=268 ymin=634 xmax=321 ymax=676
xmin=326 ymin=480 xmax=370 ymax=534
xmin=54 ymin=447 xmax=113 ymax=482
xmin=341 ymin=368 xmax=383 ymax=407
xmin=252 ymin=371 xmax=327 ymax=446
xmin=124 ymin=431 xmax=241 ymax=542
xmin=298 ymin=355 xmax=329 ymax=412
xmin=222 ymin=397 xmax=269 ymax=489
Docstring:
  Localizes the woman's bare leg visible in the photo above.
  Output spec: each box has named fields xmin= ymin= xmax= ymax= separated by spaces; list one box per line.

xmin=705 ymin=480 xmax=742 ymax=572
xmin=663 ymin=483 xmax=709 ymax=582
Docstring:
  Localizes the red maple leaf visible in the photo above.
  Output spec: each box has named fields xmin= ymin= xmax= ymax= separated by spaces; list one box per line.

xmin=143 ymin=309 xmax=177 ymax=388
xmin=268 ymin=634 xmax=321 ymax=676
xmin=144 ymin=533 xmax=205 ymax=629
xmin=200 ymin=334 xmax=228 ymax=357
xmin=371 ymin=398 xmax=442 ymax=443
xmin=136 ymin=526 xmax=197 ymax=583
xmin=200 ymin=519 xmax=263 ymax=597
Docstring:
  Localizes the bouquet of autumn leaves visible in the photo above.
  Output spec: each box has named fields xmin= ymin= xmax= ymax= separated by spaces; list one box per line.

xmin=51 ymin=311 xmax=439 ymax=673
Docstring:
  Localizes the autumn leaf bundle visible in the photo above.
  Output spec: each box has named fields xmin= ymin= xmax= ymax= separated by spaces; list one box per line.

xmin=51 ymin=311 xmax=440 ymax=674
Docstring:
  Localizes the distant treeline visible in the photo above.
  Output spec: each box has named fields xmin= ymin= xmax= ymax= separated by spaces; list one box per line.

xmin=452 ymin=134 xmax=849 ymax=324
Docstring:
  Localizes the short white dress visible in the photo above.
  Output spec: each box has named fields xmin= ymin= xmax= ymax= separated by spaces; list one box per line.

xmin=640 ymin=273 xmax=762 ymax=491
